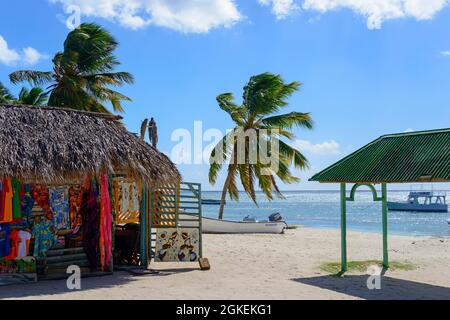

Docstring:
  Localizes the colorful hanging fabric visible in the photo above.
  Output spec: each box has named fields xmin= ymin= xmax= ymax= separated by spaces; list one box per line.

xmin=69 ymin=185 xmax=82 ymax=229
xmin=49 ymin=187 xmax=70 ymax=230
xmin=5 ymin=229 xmax=20 ymax=260
xmin=32 ymin=185 xmax=52 ymax=220
xmin=0 ymin=181 xmax=3 ymax=222
xmin=1 ymin=178 xmax=13 ymax=223
xmin=113 ymin=180 xmax=140 ymax=216
xmin=0 ymin=224 xmax=10 ymax=258
xmin=99 ymin=182 xmax=105 ymax=271
xmin=32 ymin=219 xmax=54 ymax=257
xmin=11 ymin=178 xmax=22 ymax=220
xmin=81 ymin=178 xmax=99 ymax=271
xmin=21 ymin=185 xmax=34 ymax=225
xmin=99 ymin=174 xmax=112 ymax=271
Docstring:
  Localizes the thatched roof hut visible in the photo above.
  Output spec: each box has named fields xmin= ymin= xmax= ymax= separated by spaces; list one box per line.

xmin=0 ymin=104 xmax=181 ymax=185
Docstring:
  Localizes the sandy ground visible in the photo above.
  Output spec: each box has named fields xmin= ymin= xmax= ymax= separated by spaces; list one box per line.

xmin=1 ymin=227 xmax=450 ymax=300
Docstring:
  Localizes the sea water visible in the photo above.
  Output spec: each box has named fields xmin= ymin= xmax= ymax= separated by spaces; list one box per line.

xmin=201 ymin=191 xmax=450 ymax=237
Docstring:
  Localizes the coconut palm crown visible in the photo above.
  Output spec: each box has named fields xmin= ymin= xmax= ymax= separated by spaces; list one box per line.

xmin=9 ymin=23 xmax=133 ymax=113
xmin=209 ymin=73 xmax=313 ymax=219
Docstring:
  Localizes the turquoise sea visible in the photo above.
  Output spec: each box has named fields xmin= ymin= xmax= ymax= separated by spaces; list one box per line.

xmin=201 ymin=191 xmax=450 ymax=237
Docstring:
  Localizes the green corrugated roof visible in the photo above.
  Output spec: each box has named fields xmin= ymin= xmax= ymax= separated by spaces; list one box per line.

xmin=310 ymin=128 xmax=450 ymax=183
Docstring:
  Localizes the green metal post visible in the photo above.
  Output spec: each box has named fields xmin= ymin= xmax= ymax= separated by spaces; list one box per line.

xmin=198 ymin=183 xmax=203 ymax=259
xmin=340 ymin=183 xmax=347 ymax=273
xmin=382 ymin=183 xmax=389 ymax=268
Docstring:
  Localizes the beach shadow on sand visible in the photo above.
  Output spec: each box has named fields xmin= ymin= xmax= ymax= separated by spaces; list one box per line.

xmin=293 ymin=275 xmax=450 ymax=300
xmin=0 ymin=267 xmax=198 ymax=299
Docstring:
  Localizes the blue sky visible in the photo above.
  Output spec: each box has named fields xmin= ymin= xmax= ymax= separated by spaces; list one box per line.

xmin=1 ymin=1 xmax=450 ymax=191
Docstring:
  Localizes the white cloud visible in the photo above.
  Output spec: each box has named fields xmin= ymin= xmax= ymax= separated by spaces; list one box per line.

xmin=0 ymin=35 xmax=21 ymax=66
xmin=0 ymin=36 xmax=47 ymax=66
xmin=404 ymin=128 xmax=415 ymax=133
xmin=23 ymin=47 xmax=49 ymax=65
xmin=441 ymin=50 xmax=450 ymax=56
xmin=50 ymin=0 xmax=242 ymax=33
xmin=302 ymin=0 xmax=449 ymax=29
xmin=258 ymin=0 xmax=299 ymax=19
xmin=294 ymin=139 xmax=341 ymax=155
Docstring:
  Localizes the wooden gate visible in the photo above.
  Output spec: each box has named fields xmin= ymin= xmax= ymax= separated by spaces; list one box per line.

xmin=146 ymin=182 xmax=203 ymax=264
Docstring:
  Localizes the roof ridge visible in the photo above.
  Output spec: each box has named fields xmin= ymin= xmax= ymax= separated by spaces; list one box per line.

xmin=380 ymin=128 xmax=450 ymax=139
xmin=0 ymin=104 xmax=123 ymax=121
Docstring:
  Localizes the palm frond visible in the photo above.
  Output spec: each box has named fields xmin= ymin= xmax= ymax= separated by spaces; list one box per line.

xmin=243 ymin=73 xmax=301 ymax=116
xmin=262 ymin=112 xmax=313 ymax=130
xmin=0 ymin=82 xmax=15 ymax=103
xmin=209 ymin=131 xmax=236 ymax=184
xmin=216 ymin=93 xmax=245 ymax=125
xmin=227 ymin=165 xmax=239 ymax=201
xmin=9 ymin=71 xmax=53 ymax=86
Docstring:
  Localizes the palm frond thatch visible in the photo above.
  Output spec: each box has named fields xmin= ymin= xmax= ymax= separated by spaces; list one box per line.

xmin=0 ymin=104 xmax=180 ymax=185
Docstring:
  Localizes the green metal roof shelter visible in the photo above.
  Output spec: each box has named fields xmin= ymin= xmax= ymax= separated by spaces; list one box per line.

xmin=309 ymin=128 xmax=450 ymax=273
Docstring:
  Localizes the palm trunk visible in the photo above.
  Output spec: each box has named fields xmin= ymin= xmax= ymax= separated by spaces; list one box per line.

xmin=218 ymin=169 xmax=234 ymax=220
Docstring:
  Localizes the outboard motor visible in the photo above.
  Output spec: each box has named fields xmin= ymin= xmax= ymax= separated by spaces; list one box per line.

xmin=269 ymin=212 xmax=283 ymax=222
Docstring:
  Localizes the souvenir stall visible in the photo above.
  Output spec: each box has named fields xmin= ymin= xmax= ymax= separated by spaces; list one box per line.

xmin=0 ymin=176 xmax=114 ymax=284
xmin=0 ymin=104 xmax=181 ymax=285
xmin=111 ymin=180 xmax=207 ymax=270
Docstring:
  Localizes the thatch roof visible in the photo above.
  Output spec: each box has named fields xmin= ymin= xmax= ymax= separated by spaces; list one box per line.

xmin=0 ymin=104 xmax=181 ymax=185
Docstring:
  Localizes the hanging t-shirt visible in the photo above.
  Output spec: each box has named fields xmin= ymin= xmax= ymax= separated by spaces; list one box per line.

xmin=2 ymin=178 xmax=13 ymax=223
xmin=21 ymin=185 xmax=35 ymax=224
xmin=49 ymin=187 xmax=70 ymax=230
xmin=32 ymin=219 xmax=55 ymax=257
xmin=12 ymin=178 xmax=22 ymax=220
xmin=5 ymin=229 xmax=20 ymax=260
xmin=0 ymin=224 xmax=11 ymax=257
xmin=17 ymin=230 xmax=31 ymax=258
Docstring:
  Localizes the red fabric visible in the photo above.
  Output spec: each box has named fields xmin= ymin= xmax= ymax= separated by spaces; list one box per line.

xmin=5 ymin=229 xmax=20 ymax=260
xmin=0 ymin=177 xmax=9 ymax=222
xmin=0 ymin=178 xmax=4 ymax=222
xmin=32 ymin=185 xmax=53 ymax=219
xmin=99 ymin=174 xmax=113 ymax=271
xmin=69 ymin=186 xmax=82 ymax=228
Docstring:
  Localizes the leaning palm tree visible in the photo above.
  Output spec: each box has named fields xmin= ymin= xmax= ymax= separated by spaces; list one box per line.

xmin=9 ymin=23 xmax=133 ymax=113
xmin=15 ymin=87 xmax=49 ymax=105
xmin=0 ymin=82 xmax=15 ymax=104
xmin=209 ymin=73 xmax=313 ymax=219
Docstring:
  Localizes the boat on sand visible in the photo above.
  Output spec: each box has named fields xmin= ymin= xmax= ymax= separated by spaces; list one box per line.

xmin=179 ymin=213 xmax=287 ymax=234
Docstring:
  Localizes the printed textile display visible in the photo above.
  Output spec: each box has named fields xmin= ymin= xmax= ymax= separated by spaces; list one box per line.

xmin=155 ymin=228 xmax=199 ymax=262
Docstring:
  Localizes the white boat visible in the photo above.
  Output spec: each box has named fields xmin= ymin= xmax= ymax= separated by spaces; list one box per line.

xmin=387 ymin=191 xmax=448 ymax=213
xmin=179 ymin=214 xmax=287 ymax=234
xmin=201 ymin=199 xmax=224 ymax=205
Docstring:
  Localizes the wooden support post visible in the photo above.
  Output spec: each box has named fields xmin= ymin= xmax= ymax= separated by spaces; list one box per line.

xmin=140 ymin=188 xmax=147 ymax=267
xmin=340 ymin=183 xmax=347 ymax=273
xmin=382 ymin=183 xmax=389 ymax=269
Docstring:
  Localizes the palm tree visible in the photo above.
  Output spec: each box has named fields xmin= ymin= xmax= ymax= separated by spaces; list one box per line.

xmin=9 ymin=23 xmax=133 ymax=113
xmin=209 ymin=73 xmax=313 ymax=219
xmin=16 ymin=87 xmax=49 ymax=105
xmin=0 ymin=81 xmax=49 ymax=105
xmin=0 ymin=82 xmax=15 ymax=104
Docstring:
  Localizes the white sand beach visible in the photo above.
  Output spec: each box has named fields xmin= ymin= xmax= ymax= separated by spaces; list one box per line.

xmin=1 ymin=227 xmax=450 ymax=300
